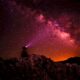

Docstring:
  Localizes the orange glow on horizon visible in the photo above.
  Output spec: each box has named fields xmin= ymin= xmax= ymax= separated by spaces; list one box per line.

xmin=51 ymin=55 xmax=74 ymax=62
xmin=29 ymin=47 xmax=76 ymax=62
xmin=48 ymin=52 xmax=76 ymax=62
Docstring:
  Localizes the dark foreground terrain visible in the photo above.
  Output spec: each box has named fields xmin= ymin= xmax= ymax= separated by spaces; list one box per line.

xmin=0 ymin=48 xmax=80 ymax=80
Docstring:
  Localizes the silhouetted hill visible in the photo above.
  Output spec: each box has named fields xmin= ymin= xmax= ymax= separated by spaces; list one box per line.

xmin=0 ymin=53 xmax=56 ymax=80
xmin=0 ymin=48 xmax=80 ymax=80
xmin=61 ymin=57 xmax=80 ymax=65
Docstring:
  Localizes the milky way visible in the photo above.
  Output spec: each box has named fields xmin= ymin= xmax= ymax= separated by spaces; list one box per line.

xmin=0 ymin=0 xmax=80 ymax=61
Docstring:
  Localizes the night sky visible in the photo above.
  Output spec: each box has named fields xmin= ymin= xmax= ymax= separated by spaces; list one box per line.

xmin=0 ymin=0 xmax=80 ymax=61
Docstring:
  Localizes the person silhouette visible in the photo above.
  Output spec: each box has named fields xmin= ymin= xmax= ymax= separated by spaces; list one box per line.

xmin=21 ymin=46 xmax=29 ymax=59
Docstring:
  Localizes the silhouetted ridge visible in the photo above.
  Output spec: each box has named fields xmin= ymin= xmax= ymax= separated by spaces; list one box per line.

xmin=0 ymin=47 xmax=80 ymax=80
xmin=61 ymin=57 xmax=80 ymax=65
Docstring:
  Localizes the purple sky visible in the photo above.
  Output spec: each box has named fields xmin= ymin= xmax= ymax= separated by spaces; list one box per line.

xmin=0 ymin=0 xmax=80 ymax=61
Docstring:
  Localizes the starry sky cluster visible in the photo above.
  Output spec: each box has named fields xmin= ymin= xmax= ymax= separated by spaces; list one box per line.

xmin=0 ymin=0 xmax=80 ymax=61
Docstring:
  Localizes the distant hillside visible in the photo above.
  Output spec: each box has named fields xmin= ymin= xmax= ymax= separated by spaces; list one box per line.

xmin=61 ymin=57 xmax=80 ymax=65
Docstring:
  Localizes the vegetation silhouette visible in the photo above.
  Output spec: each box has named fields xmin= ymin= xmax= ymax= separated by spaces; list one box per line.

xmin=0 ymin=47 xmax=80 ymax=80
